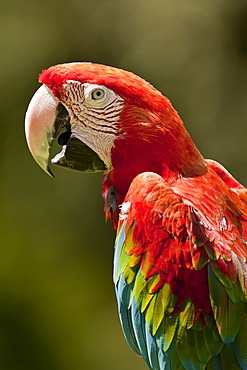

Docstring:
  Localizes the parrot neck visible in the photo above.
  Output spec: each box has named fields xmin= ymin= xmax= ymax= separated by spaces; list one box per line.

xmin=110 ymin=108 xmax=207 ymax=205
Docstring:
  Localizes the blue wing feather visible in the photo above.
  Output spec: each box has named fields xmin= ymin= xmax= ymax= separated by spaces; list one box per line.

xmin=115 ymin=274 xmax=140 ymax=355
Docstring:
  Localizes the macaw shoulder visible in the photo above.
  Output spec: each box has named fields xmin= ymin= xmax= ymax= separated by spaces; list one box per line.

xmin=121 ymin=164 xmax=247 ymax=225
xmin=118 ymin=165 xmax=247 ymax=265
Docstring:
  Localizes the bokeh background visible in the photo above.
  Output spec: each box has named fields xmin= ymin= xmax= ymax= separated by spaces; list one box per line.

xmin=1 ymin=1 xmax=247 ymax=369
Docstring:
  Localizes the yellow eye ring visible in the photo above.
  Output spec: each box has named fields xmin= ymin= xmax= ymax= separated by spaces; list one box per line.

xmin=91 ymin=88 xmax=105 ymax=100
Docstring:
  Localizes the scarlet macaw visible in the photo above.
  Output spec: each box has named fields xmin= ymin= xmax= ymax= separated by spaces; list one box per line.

xmin=25 ymin=63 xmax=247 ymax=370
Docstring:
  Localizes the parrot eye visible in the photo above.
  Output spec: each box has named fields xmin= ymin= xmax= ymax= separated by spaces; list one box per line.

xmin=91 ymin=88 xmax=105 ymax=100
xmin=82 ymin=83 xmax=122 ymax=109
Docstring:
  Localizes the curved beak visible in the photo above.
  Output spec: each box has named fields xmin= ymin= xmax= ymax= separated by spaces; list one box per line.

xmin=25 ymin=84 xmax=106 ymax=176
xmin=25 ymin=85 xmax=59 ymax=176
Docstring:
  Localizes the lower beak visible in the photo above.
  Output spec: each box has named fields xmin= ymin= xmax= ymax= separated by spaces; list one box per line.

xmin=25 ymin=84 xmax=106 ymax=176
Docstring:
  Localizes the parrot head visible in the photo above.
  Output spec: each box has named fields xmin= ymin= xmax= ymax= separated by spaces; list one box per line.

xmin=25 ymin=62 xmax=206 ymax=199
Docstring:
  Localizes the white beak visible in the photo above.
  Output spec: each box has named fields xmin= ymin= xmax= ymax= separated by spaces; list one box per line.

xmin=25 ymin=84 xmax=59 ymax=176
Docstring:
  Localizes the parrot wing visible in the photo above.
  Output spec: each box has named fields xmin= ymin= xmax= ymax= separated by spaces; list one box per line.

xmin=114 ymin=171 xmax=247 ymax=370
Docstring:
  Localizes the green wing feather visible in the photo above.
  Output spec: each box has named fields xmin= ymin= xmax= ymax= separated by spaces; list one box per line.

xmin=208 ymin=264 xmax=245 ymax=343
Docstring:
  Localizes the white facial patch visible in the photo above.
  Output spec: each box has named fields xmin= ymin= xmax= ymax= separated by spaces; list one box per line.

xmin=62 ymin=81 xmax=124 ymax=169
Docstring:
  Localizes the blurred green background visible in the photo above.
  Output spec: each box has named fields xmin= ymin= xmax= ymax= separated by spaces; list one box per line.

xmin=1 ymin=0 xmax=247 ymax=369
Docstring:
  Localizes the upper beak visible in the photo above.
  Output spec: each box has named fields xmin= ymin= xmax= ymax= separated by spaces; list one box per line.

xmin=25 ymin=84 xmax=106 ymax=176
xmin=25 ymin=85 xmax=59 ymax=176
